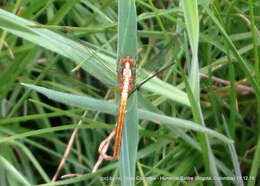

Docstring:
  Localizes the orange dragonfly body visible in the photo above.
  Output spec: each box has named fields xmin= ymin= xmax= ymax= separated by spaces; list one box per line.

xmin=98 ymin=55 xmax=172 ymax=161
xmin=113 ymin=56 xmax=136 ymax=159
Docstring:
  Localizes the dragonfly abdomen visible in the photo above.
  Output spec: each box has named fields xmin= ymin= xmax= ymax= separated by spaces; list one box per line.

xmin=113 ymin=95 xmax=127 ymax=158
xmin=113 ymin=56 xmax=136 ymax=159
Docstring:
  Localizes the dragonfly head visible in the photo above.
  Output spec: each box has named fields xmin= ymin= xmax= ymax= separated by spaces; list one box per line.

xmin=119 ymin=56 xmax=136 ymax=68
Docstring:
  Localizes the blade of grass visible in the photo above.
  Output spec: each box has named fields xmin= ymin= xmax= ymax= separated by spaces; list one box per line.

xmin=247 ymin=0 xmax=260 ymax=185
xmin=117 ymin=0 xmax=138 ymax=184
xmin=47 ymin=0 xmax=78 ymax=25
xmin=8 ymin=141 xmax=50 ymax=183
xmin=0 ymin=124 xmax=112 ymax=144
xmin=182 ymin=1 xmax=220 ymax=184
xmin=0 ymin=48 xmax=37 ymax=102
xmin=222 ymin=115 xmax=244 ymax=186
xmin=20 ymin=83 xmax=233 ymax=144
xmin=0 ymin=0 xmax=21 ymax=52
xmin=0 ymin=156 xmax=32 ymax=186
xmin=248 ymin=0 xmax=260 ymax=85
xmin=213 ymin=1 xmax=237 ymax=140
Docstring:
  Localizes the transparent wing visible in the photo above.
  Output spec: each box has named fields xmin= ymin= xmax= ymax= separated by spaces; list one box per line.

xmin=49 ymin=30 xmax=173 ymax=89
xmin=79 ymin=40 xmax=118 ymax=83
xmin=135 ymin=41 xmax=173 ymax=87
xmin=59 ymin=32 xmax=118 ymax=87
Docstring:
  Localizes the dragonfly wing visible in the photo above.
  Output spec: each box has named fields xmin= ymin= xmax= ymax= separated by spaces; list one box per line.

xmin=64 ymin=36 xmax=118 ymax=87
xmin=135 ymin=42 xmax=173 ymax=87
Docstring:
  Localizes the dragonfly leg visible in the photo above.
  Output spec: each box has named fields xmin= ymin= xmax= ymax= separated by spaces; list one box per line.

xmin=98 ymin=130 xmax=118 ymax=161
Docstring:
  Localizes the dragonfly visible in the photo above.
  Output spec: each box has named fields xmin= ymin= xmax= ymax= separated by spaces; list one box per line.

xmin=113 ymin=56 xmax=136 ymax=159
xmin=70 ymin=39 xmax=173 ymax=160
xmin=112 ymin=56 xmax=173 ymax=159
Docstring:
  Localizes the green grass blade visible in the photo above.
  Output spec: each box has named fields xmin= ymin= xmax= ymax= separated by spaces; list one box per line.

xmin=183 ymin=0 xmax=200 ymax=99
xmin=8 ymin=141 xmax=50 ymax=183
xmin=21 ymin=83 xmax=233 ymax=145
xmin=0 ymin=156 xmax=32 ymax=186
xmin=21 ymin=83 xmax=116 ymax=115
xmin=47 ymin=0 xmax=78 ymax=25
xmin=117 ymin=0 xmax=138 ymax=184
xmin=247 ymin=0 xmax=260 ymax=185
xmin=182 ymin=1 xmax=220 ymax=184
xmin=222 ymin=115 xmax=244 ymax=186
xmin=0 ymin=48 xmax=37 ymax=102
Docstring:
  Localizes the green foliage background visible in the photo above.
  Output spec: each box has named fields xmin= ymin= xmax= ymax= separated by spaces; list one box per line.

xmin=0 ymin=0 xmax=259 ymax=185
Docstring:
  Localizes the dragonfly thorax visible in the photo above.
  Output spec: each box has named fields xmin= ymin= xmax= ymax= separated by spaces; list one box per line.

xmin=118 ymin=56 xmax=136 ymax=93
